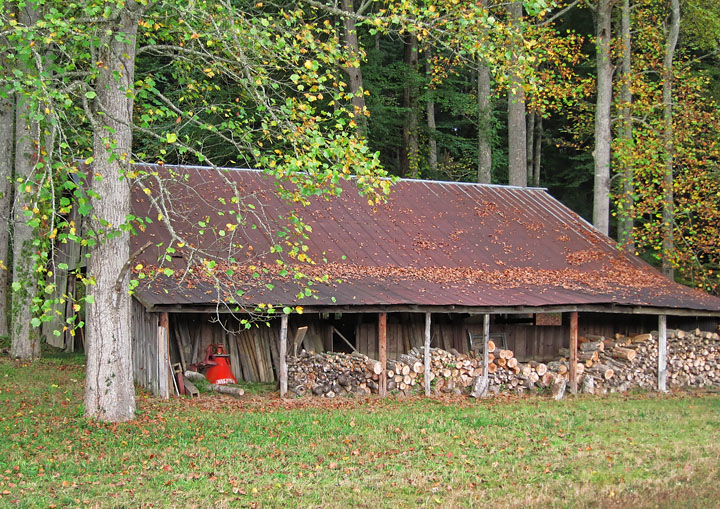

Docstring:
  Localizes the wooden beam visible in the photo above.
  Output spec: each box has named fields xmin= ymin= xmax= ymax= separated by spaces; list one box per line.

xmin=146 ymin=302 xmax=720 ymax=318
xmin=569 ymin=311 xmax=578 ymax=394
xmin=378 ymin=312 xmax=387 ymax=397
xmin=158 ymin=312 xmax=170 ymax=399
xmin=658 ymin=314 xmax=667 ymax=392
xmin=279 ymin=314 xmax=288 ymax=398
xmin=424 ymin=312 xmax=431 ymax=396
xmin=333 ymin=326 xmax=358 ymax=353
xmin=482 ymin=313 xmax=490 ymax=392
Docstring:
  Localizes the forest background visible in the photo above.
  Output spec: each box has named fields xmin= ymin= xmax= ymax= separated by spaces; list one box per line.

xmin=0 ymin=0 xmax=719 ymax=422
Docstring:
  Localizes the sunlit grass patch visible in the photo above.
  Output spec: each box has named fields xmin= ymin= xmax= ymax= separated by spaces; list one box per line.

xmin=0 ymin=356 xmax=719 ymax=507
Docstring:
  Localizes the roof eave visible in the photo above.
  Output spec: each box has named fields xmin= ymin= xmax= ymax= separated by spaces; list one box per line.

xmin=135 ymin=298 xmax=720 ymax=317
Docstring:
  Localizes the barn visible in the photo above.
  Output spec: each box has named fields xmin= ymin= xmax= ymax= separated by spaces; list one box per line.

xmin=127 ymin=165 xmax=720 ymax=397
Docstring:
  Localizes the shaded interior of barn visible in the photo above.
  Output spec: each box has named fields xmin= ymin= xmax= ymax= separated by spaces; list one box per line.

xmin=131 ymin=298 xmax=719 ymax=394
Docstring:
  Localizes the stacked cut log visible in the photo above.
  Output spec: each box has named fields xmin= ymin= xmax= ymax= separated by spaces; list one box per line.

xmin=287 ymin=342 xmax=544 ymax=397
xmin=666 ymin=329 xmax=720 ymax=388
xmin=544 ymin=329 xmax=720 ymax=393
xmin=287 ymin=328 xmax=720 ymax=398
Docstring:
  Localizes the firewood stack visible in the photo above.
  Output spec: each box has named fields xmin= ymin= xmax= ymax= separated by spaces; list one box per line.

xmin=666 ymin=329 xmax=720 ymax=387
xmin=287 ymin=342 xmax=534 ymax=397
xmin=545 ymin=329 xmax=720 ymax=393
xmin=286 ymin=328 xmax=720 ymax=398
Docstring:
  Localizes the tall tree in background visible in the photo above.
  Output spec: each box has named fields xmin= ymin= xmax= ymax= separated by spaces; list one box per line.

xmin=477 ymin=61 xmax=493 ymax=183
xmin=507 ymin=1 xmax=527 ymax=187
xmin=0 ymin=93 xmax=11 ymax=340
xmin=340 ymin=0 xmax=369 ymax=133
xmin=425 ymin=46 xmax=438 ymax=174
xmin=477 ymin=0 xmax=493 ymax=184
xmin=616 ymin=0 xmax=634 ymax=250
xmin=592 ymin=0 xmax=613 ymax=236
xmin=661 ymin=0 xmax=680 ymax=278
xmin=401 ymin=33 xmax=419 ymax=177
xmin=10 ymin=2 xmax=41 ymax=360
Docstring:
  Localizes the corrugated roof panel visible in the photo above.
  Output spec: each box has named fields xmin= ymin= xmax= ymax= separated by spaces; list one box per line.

xmin=130 ymin=165 xmax=720 ymax=314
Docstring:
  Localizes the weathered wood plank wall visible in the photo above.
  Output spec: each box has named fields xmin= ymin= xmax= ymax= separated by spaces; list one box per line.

xmin=131 ymin=298 xmax=160 ymax=395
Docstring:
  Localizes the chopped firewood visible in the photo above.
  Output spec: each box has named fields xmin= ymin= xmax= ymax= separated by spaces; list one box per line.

xmin=552 ymin=376 xmax=567 ymax=400
xmin=612 ymin=346 xmax=637 ymax=361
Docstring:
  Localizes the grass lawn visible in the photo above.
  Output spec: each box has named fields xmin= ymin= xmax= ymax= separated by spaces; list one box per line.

xmin=1 ymin=354 xmax=719 ymax=508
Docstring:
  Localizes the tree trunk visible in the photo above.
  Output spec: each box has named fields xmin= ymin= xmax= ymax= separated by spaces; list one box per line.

xmin=533 ymin=115 xmax=542 ymax=187
xmin=10 ymin=3 xmax=40 ymax=360
xmin=593 ymin=0 xmax=613 ymax=236
xmin=340 ymin=0 xmax=367 ymax=134
xmin=477 ymin=60 xmax=492 ymax=183
xmin=84 ymin=4 xmax=141 ymax=422
xmin=617 ymin=0 xmax=634 ymax=250
xmin=507 ymin=1 xmax=527 ymax=187
xmin=401 ymin=33 xmax=419 ymax=178
xmin=526 ymin=111 xmax=535 ymax=185
xmin=661 ymin=0 xmax=680 ymax=279
xmin=425 ymin=48 xmax=437 ymax=174
xmin=476 ymin=0 xmax=493 ymax=184
xmin=0 ymin=97 xmax=12 ymax=339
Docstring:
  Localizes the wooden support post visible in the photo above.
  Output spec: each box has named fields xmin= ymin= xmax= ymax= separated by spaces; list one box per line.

xmin=569 ymin=311 xmax=578 ymax=394
xmin=424 ymin=312 xmax=431 ymax=396
xmin=378 ymin=312 xmax=387 ymax=397
xmin=482 ymin=313 xmax=490 ymax=388
xmin=658 ymin=314 xmax=667 ymax=392
xmin=279 ymin=314 xmax=288 ymax=398
xmin=158 ymin=312 xmax=170 ymax=399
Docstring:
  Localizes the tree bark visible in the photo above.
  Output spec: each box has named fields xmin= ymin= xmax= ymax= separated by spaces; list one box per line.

xmin=0 ymin=96 xmax=12 ymax=339
xmin=84 ymin=4 xmax=142 ymax=422
xmin=507 ymin=1 xmax=527 ymax=187
xmin=526 ymin=111 xmax=535 ymax=185
xmin=661 ymin=0 xmax=679 ymax=279
xmin=477 ymin=60 xmax=492 ymax=183
xmin=533 ymin=115 xmax=542 ymax=187
xmin=593 ymin=0 xmax=613 ymax=236
xmin=340 ymin=0 xmax=367 ymax=134
xmin=425 ymin=48 xmax=438 ymax=174
xmin=617 ymin=0 xmax=635 ymax=250
xmin=10 ymin=3 xmax=40 ymax=360
xmin=401 ymin=33 xmax=419 ymax=178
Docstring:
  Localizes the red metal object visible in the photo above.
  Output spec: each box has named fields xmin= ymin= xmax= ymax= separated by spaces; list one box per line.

xmin=198 ymin=344 xmax=237 ymax=385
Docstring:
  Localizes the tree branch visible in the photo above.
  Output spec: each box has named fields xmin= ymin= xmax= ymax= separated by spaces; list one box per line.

xmin=114 ymin=240 xmax=152 ymax=294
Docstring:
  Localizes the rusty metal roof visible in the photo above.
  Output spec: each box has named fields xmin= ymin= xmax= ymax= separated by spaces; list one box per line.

xmin=131 ymin=165 xmax=720 ymax=315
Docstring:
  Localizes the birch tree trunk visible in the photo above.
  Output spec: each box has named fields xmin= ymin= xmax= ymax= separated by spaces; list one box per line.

xmin=592 ymin=0 xmax=613 ymax=236
xmin=0 ymin=97 xmax=12 ymax=339
xmin=507 ymin=1 xmax=527 ymax=187
xmin=617 ymin=0 xmax=634 ymax=250
xmin=661 ymin=0 xmax=680 ymax=278
xmin=10 ymin=3 xmax=40 ymax=360
xmin=84 ymin=3 xmax=142 ymax=422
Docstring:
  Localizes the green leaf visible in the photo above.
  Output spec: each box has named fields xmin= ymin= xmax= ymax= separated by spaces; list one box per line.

xmin=85 ymin=91 xmax=97 ymax=99
xmin=31 ymin=317 xmax=41 ymax=327
xmin=166 ymin=132 xmax=178 ymax=143
xmin=85 ymin=295 xmax=95 ymax=304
